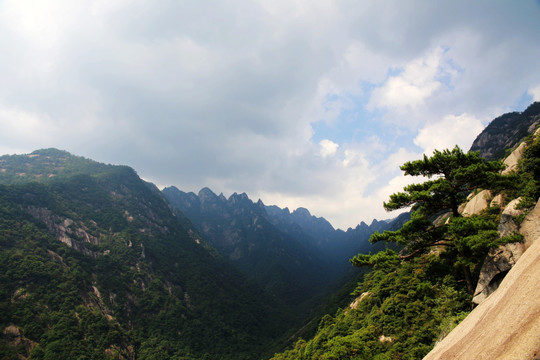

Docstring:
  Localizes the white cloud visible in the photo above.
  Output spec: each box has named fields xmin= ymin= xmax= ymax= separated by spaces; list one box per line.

xmin=529 ymin=85 xmax=540 ymax=102
xmin=0 ymin=106 xmax=56 ymax=150
xmin=319 ymin=139 xmax=339 ymax=157
xmin=369 ymin=47 xmax=450 ymax=110
xmin=0 ymin=0 xmax=540 ymax=230
xmin=414 ymin=113 xmax=485 ymax=155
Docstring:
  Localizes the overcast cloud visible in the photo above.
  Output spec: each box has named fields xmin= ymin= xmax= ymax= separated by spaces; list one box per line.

xmin=1 ymin=0 xmax=540 ymax=229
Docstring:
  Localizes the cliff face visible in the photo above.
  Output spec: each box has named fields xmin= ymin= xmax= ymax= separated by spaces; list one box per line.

xmin=423 ymin=200 xmax=540 ymax=360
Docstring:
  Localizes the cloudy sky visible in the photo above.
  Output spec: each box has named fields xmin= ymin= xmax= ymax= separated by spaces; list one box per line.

xmin=1 ymin=0 xmax=540 ymax=229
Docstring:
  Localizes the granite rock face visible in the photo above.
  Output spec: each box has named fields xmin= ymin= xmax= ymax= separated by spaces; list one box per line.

xmin=424 ymin=200 xmax=540 ymax=359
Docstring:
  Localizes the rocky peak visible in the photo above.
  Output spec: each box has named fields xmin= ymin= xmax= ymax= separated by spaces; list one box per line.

xmin=470 ymin=101 xmax=540 ymax=160
xmin=227 ymin=192 xmax=249 ymax=204
xmin=198 ymin=187 xmax=220 ymax=203
xmin=292 ymin=207 xmax=311 ymax=219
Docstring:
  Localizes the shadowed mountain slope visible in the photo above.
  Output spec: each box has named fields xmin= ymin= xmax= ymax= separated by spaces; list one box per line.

xmin=0 ymin=149 xmax=291 ymax=359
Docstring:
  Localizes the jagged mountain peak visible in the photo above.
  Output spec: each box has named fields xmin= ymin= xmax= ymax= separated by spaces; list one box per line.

xmin=228 ymin=192 xmax=250 ymax=203
xmin=162 ymin=185 xmax=338 ymax=306
xmin=198 ymin=187 xmax=220 ymax=201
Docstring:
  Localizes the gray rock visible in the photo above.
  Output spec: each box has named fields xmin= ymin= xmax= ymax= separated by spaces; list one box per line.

xmin=472 ymin=242 xmax=525 ymax=305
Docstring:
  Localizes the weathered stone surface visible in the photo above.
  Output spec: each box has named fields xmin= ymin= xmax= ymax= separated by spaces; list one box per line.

xmin=519 ymin=199 xmax=540 ymax=250
xmin=472 ymin=197 xmax=527 ymax=305
xmin=502 ymin=197 xmax=525 ymax=217
xmin=424 ymin=200 xmax=540 ymax=360
xmin=472 ymin=242 xmax=524 ymax=305
xmin=497 ymin=197 xmax=524 ymax=238
xmin=26 ymin=206 xmax=103 ymax=257
xmin=490 ymin=193 xmax=503 ymax=208
xmin=460 ymin=190 xmax=492 ymax=216
xmin=502 ymin=141 xmax=527 ymax=174
xmin=349 ymin=292 xmax=371 ymax=310
xmin=497 ymin=214 xmax=518 ymax=237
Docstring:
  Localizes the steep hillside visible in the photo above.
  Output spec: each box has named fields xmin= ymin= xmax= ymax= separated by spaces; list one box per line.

xmin=162 ymin=186 xmax=338 ymax=306
xmin=162 ymin=186 xmax=410 ymax=308
xmin=264 ymin=205 xmax=410 ymax=271
xmin=423 ymin=124 xmax=540 ymax=359
xmin=424 ymin=201 xmax=540 ymax=359
xmin=0 ymin=149 xmax=291 ymax=359
xmin=470 ymin=101 xmax=540 ymax=160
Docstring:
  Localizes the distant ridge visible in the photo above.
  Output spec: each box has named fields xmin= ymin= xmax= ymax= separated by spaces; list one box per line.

xmin=163 ymin=185 xmax=410 ymax=307
xmin=470 ymin=102 xmax=540 ymax=160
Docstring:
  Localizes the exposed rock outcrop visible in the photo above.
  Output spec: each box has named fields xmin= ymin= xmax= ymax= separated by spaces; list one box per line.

xmin=472 ymin=198 xmax=529 ymax=304
xmin=3 ymin=324 xmax=37 ymax=358
xmin=424 ymin=200 xmax=540 ymax=359
xmin=502 ymin=141 xmax=527 ymax=174
xmin=460 ymin=190 xmax=492 ymax=216
xmin=349 ymin=292 xmax=371 ymax=310
xmin=26 ymin=206 xmax=103 ymax=257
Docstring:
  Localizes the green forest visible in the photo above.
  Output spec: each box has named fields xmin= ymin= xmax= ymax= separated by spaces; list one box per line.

xmin=0 ymin=150 xmax=292 ymax=359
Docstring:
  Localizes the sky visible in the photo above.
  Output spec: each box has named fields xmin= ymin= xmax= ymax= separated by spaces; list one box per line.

xmin=1 ymin=0 xmax=540 ymax=230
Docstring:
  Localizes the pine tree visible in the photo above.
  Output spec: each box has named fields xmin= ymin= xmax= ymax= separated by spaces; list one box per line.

xmin=353 ymin=146 xmax=522 ymax=293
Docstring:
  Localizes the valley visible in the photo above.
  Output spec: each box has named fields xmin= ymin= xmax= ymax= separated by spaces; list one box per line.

xmin=0 ymin=102 xmax=539 ymax=359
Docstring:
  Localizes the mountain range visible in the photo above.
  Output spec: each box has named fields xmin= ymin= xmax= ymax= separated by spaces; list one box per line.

xmin=162 ymin=186 xmax=408 ymax=307
xmin=1 ymin=102 xmax=538 ymax=359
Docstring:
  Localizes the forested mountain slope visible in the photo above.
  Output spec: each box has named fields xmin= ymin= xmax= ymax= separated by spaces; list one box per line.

xmin=162 ymin=186 xmax=337 ymax=307
xmin=470 ymin=101 xmax=540 ymax=160
xmin=0 ymin=149 xmax=291 ymax=359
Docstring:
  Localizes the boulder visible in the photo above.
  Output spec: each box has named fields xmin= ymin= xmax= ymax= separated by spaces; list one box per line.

xmin=460 ymin=190 xmax=492 ymax=216
xmin=472 ymin=242 xmax=524 ymax=305
xmin=490 ymin=193 xmax=503 ymax=208
xmin=502 ymin=141 xmax=527 ymax=175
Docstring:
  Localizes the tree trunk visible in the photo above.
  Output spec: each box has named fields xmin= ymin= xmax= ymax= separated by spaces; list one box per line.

xmin=462 ymin=266 xmax=475 ymax=294
xmin=450 ymin=193 xmax=460 ymax=218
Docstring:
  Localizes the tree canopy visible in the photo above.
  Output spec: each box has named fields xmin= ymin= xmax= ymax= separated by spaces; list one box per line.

xmin=383 ymin=146 xmax=505 ymax=217
xmin=354 ymin=146 xmax=522 ymax=293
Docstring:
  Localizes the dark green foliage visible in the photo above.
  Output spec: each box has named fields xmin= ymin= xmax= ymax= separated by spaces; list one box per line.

xmin=271 ymin=254 xmax=472 ymax=360
xmin=517 ymin=134 xmax=540 ymax=206
xmin=369 ymin=146 xmax=520 ymax=293
xmin=383 ymin=146 xmax=504 ymax=216
xmin=162 ymin=187 xmax=340 ymax=308
xmin=0 ymin=149 xmax=291 ymax=359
